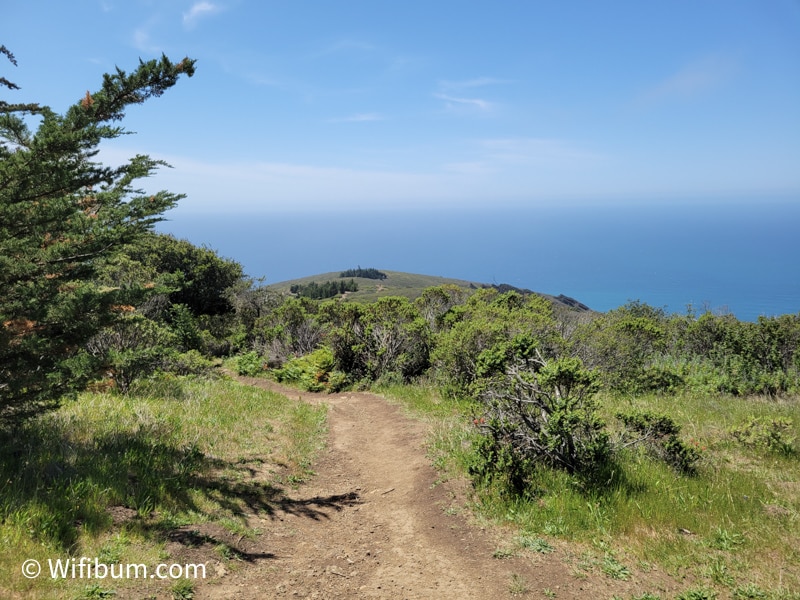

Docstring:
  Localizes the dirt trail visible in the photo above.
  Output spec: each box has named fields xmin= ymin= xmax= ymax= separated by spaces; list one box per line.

xmin=193 ymin=378 xmax=678 ymax=599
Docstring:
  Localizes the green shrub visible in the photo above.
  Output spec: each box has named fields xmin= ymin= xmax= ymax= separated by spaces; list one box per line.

xmin=326 ymin=370 xmax=349 ymax=393
xmin=635 ymin=365 xmax=685 ymax=393
xmin=730 ymin=416 xmax=795 ymax=455
xmin=431 ymin=290 xmax=558 ymax=395
xmin=273 ymin=347 xmax=339 ymax=392
xmin=164 ymin=349 xmax=215 ymax=376
xmin=616 ymin=410 xmax=701 ymax=474
xmin=471 ymin=356 xmax=611 ymax=494
xmin=168 ymin=303 xmax=206 ymax=352
xmin=235 ymin=351 xmax=263 ymax=376
xmin=324 ymin=296 xmax=431 ymax=382
xmin=468 ymin=432 xmax=536 ymax=496
xmin=87 ymin=315 xmax=182 ymax=394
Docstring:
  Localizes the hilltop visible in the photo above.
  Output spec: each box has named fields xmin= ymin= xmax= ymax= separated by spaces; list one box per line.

xmin=267 ymin=268 xmax=591 ymax=310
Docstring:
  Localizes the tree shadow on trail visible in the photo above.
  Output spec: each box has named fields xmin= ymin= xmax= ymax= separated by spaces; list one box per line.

xmin=165 ymin=526 xmax=277 ymax=563
xmin=0 ymin=417 xmax=359 ymax=553
xmin=159 ymin=490 xmax=363 ymax=564
xmin=275 ymin=491 xmax=362 ymax=520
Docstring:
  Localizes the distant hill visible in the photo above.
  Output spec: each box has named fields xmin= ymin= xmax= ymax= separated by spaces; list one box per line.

xmin=267 ymin=269 xmax=591 ymax=311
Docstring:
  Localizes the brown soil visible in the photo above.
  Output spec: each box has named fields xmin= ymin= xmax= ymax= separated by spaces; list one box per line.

xmin=146 ymin=378 xmax=684 ymax=599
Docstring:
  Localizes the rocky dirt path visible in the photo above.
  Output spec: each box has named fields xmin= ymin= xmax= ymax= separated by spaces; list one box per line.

xmin=195 ymin=378 xmax=679 ymax=599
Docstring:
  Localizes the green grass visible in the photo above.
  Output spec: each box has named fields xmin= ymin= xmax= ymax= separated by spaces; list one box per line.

xmin=268 ymin=269 xmax=481 ymax=303
xmin=0 ymin=375 xmax=326 ymax=599
xmin=377 ymin=383 xmax=800 ymax=597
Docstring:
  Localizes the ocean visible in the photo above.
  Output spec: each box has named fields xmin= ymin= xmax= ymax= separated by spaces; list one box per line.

xmin=156 ymin=198 xmax=800 ymax=322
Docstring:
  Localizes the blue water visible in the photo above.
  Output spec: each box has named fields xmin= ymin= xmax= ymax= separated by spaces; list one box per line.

xmin=156 ymin=199 xmax=800 ymax=321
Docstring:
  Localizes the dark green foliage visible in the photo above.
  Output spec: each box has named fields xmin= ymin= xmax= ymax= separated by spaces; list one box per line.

xmin=290 ymin=279 xmax=358 ymax=299
xmin=566 ymin=303 xmax=800 ymax=396
xmin=318 ymin=301 xmax=362 ymax=378
xmin=617 ymin=410 xmax=681 ymax=437
xmin=223 ymin=278 xmax=282 ymax=355
xmin=414 ymin=284 xmax=470 ymax=332
xmin=84 ymin=239 xmax=240 ymax=388
xmin=635 ymin=365 xmax=685 ymax=393
xmin=431 ymin=289 xmax=559 ymax=396
xmin=617 ymin=410 xmax=701 ymax=473
xmin=358 ymin=296 xmax=431 ymax=381
xmin=323 ymin=296 xmax=431 ymax=382
xmin=200 ymin=267 xmax=800 ymax=414
xmin=85 ymin=314 xmax=178 ymax=394
xmin=161 ymin=349 xmax=214 ymax=377
xmin=469 ymin=432 xmax=535 ymax=496
xmin=339 ymin=267 xmax=387 ymax=280
xmin=0 ymin=45 xmax=21 ymax=95
xmin=475 ymin=334 xmax=540 ymax=380
xmin=670 ymin=311 xmax=800 ymax=396
xmin=576 ymin=301 xmax=668 ymax=392
xmin=127 ymin=233 xmax=244 ymax=317
xmin=254 ymin=296 xmax=324 ymax=364
xmin=474 ymin=356 xmax=611 ymax=483
xmin=1 ymin=52 xmax=194 ymax=424
xmin=168 ymin=303 xmax=205 ymax=352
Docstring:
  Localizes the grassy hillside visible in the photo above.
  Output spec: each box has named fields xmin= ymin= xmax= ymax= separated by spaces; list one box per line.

xmin=268 ymin=269 xmax=477 ymax=302
xmin=268 ymin=269 xmax=590 ymax=309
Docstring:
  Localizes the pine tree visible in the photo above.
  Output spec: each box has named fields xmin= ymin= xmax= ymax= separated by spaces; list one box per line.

xmin=0 ymin=49 xmax=195 ymax=425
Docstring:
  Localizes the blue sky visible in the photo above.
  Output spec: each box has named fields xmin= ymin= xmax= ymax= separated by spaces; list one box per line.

xmin=3 ymin=1 xmax=800 ymax=214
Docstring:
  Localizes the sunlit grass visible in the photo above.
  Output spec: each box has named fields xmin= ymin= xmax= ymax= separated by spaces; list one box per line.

xmin=378 ymin=383 xmax=800 ymax=597
xmin=0 ymin=375 xmax=326 ymax=599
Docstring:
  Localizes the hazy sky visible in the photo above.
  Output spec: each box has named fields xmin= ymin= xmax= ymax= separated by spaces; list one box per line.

xmin=3 ymin=1 xmax=799 ymax=213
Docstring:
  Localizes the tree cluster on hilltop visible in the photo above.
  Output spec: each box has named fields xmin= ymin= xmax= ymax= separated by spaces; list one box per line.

xmin=340 ymin=267 xmax=387 ymax=280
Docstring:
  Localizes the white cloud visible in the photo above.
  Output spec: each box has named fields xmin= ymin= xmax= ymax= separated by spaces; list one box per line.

xmin=639 ymin=54 xmax=737 ymax=104
xmin=142 ymin=157 xmax=457 ymax=212
xmin=132 ymin=26 xmax=162 ymax=54
xmin=433 ymin=77 xmax=509 ymax=113
xmin=98 ymin=139 xmax=619 ymax=215
xmin=434 ymin=93 xmax=493 ymax=112
xmin=99 ymin=143 xmax=781 ymax=215
xmin=183 ymin=1 xmax=221 ymax=28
